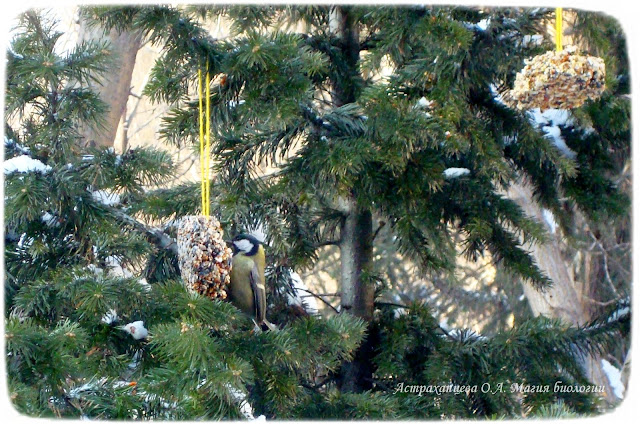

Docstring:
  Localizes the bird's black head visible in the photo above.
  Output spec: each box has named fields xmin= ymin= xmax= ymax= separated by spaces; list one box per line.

xmin=230 ymin=233 xmax=262 ymax=256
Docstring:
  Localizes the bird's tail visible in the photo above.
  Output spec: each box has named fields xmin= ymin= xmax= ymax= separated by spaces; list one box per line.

xmin=260 ymin=320 xmax=278 ymax=332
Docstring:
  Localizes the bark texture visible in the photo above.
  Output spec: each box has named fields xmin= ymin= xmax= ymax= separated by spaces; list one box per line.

xmin=78 ymin=19 xmax=142 ymax=149
xmin=339 ymin=198 xmax=375 ymax=320
xmin=330 ymin=6 xmax=376 ymax=392
xmin=338 ymin=197 xmax=375 ymax=393
xmin=507 ymin=180 xmax=616 ymax=403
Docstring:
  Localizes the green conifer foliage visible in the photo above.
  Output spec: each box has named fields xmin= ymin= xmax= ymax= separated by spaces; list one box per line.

xmin=4 ymin=6 xmax=630 ymax=419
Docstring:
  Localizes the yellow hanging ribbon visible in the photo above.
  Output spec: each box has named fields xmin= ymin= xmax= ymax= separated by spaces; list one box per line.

xmin=198 ymin=60 xmax=211 ymax=216
xmin=555 ymin=7 xmax=563 ymax=52
xmin=198 ymin=67 xmax=205 ymax=215
xmin=205 ymin=65 xmax=211 ymax=217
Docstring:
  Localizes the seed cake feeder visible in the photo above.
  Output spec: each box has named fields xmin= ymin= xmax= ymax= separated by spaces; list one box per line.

xmin=507 ymin=8 xmax=606 ymax=111
xmin=176 ymin=60 xmax=233 ymax=300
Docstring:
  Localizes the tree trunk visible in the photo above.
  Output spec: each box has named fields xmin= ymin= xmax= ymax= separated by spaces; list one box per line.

xmin=330 ymin=6 xmax=372 ymax=318
xmin=339 ymin=198 xmax=375 ymax=320
xmin=329 ymin=6 xmax=375 ymax=392
xmin=328 ymin=6 xmax=360 ymax=107
xmin=338 ymin=197 xmax=375 ymax=393
xmin=506 ymin=180 xmax=616 ymax=403
xmin=77 ymin=18 xmax=142 ymax=149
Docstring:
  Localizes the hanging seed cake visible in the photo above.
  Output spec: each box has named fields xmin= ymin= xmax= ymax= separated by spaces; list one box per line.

xmin=507 ymin=46 xmax=605 ymax=110
xmin=177 ymin=216 xmax=233 ymax=299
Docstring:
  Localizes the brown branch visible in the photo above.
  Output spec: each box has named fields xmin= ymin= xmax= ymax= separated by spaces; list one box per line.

xmin=588 ymin=231 xmax=619 ymax=297
xmin=581 ymin=295 xmax=622 ymax=307
xmin=374 ymin=301 xmax=409 ymax=309
xmin=314 ymin=239 xmax=340 ymax=248
xmin=372 ymin=220 xmax=386 ymax=242
xmin=301 ymin=377 xmax=332 ymax=390
xmin=296 ymin=287 xmax=340 ymax=314
xmin=301 ymin=292 xmax=340 ymax=297
xmin=108 ymin=207 xmax=178 ymax=255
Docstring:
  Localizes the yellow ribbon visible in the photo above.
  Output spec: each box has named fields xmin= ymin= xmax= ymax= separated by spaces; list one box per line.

xmin=198 ymin=60 xmax=211 ymax=216
xmin=555 ymin=7 xmax=563 ymax=52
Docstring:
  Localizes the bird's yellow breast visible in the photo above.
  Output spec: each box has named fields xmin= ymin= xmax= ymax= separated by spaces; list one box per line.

xmin=228 ymin=245 xmax=266 ymax=315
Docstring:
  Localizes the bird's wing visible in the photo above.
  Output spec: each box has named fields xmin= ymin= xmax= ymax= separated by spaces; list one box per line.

xmin=249 ymin=263 xmax=267 ymax=324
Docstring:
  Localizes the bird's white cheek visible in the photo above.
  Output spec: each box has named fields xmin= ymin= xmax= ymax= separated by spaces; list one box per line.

xmin=234 ymin=239 xmax=254 ymax=253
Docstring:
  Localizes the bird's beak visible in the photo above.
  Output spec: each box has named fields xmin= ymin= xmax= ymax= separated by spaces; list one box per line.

xmin=225 ymin=240 xmax=233 ymax=248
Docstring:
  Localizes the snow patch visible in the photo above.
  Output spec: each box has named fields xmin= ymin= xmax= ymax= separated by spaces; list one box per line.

xmin=415 ymin=97 xmax=434 ymax=109
xmin=522 ymin=34 xmax=544 ymax=47
xmin=608 ymin=304 xmax=630 ymax=323
xmin=137 ymin=278 xmax=151 ymax=291
xmin=529 ymin=108 xmax=573 ymax=127
xmin=4 ymin=155 xmax=51 ymax=175
xmin=542 ymin=126 xmax=577 ymax=159
xmin=105 ymin=256 xmax=133 ymax=278
xmin=443 ymin=168 xmax=470 ymax=179
xmin=528 ymin=108 xmax=577 ymax=159
xmin=288 ymin=271 xmax=319 ymax=315
xmin=462 ymin=18 xmax=490 ymax=32
xmin=5 ymin=137 xmax=30 ymax=153
xmin=228 ymin=99 xmax=246 ymax=108
xmin=601 ymin=359 xmax=625 ymax=399
xmin=503 ymin=135 xmax=517 ymax=145
xmin=393 ymin=307 xmax=407 ymax=318
xmin=541 ymin=208 xmax=558 ymax=234
xmin=476 ymin=18 xmax=491 ymax=31
xmin=68 ymin=380 xmax=102 ymax=399
xmin=8 ymin=47 xmax=24 ymax=59
xmin=101 ymin=309 xmax=118 ymax=325
xmin=86 ymin=264 xmax=104 ymax=276
xmin=17 ymin=233 xmax=34 ymax=249
xmin=129 ymin=349 xmax=143 ymax=370
xmin=414 ymin=97 xmax=434 ymax=118
xmin=226 ymin=384 xmax=259 ymax=420
xmin=490 ymin=84 xmax=507 ymax=106
xmin=92 ymin=190 xmax=121 ymax=206
xmin=443 ymin=326 xmax=488 ymax=341
xmin=41 ymin=212 xmax=59 ymax=227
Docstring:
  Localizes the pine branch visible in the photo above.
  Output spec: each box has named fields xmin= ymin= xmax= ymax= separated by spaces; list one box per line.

xmin=106 ymin=207 xmax=178 ymax=255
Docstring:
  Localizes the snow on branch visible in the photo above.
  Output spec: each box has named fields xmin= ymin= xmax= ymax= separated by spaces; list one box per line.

xmin=601 ymin=359 xmax=625 ymax=399
xmin=4 ymin=155 xmax=52 ymax=175
xmin=92 ymin=190 xmax=121 ymax=206
xmin=528 ymin=108 xmax=578 ymax=159
xmin=443 ymin=168 xmax=470 ymax=179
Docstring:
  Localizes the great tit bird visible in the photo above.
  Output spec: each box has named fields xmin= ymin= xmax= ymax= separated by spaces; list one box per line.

xmin=228 ymin=234 xmax=276 ymax=331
